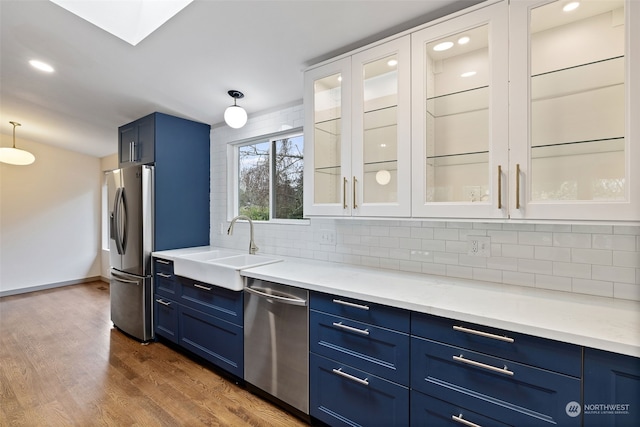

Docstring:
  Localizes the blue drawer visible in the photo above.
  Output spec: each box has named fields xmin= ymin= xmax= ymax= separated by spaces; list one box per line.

xmin=412 ymin=312 xmax=581 ymax=378
xmin=178 ymin=305 xmax=243 ymax=378
xmin=310 ymin=353 xmax=409 ymax=427
xmin=310 ymin=291 xmax=410 ymax=333
xmin=310 ymin=310 xmax=410 ymax=386
xmin=411 ymin=389 xmax=511 ymax=427
xmin=411 ymin=336 xmax=581 ymax=426
xmin=153 ymin=258 xmax=179 ymax=299
xmin=178 ymin=277 xmax=243 ymax=326
xmin=154 ymin=296 xmax=178 ymax=344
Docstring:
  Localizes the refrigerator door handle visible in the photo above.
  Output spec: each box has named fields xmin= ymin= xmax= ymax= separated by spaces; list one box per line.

xmin=114 ymin=187 xmax=128 ymax=255
xmin=112 ymin=187 xmax=124 ymax=255
xmin=111 ymin=270 xmax=140 ymax=285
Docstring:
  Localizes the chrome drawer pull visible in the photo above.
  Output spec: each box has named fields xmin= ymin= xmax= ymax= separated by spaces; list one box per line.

xmin=453 ymin=325 xmax=514 ymax=343
xmin=156 ymin=259 xmax=171 ymax=265
xmin=332 ymin=368 xmax=369 ymax=386
xmin=332 ymin=322 xmax=369 ymax=336
xmin=193 ymin=283 xmax=212 ymax=291
xmin=332 ymin=299 xmax=370 ymax=311
xmin=453 ymin=355 xmax=514 ymax=376
xmin=452 ymin=414 xmax=482 ymax=427
xmin=155 ymin=299 xmax=171 ymax=306
xmin=157 ymin=272 xmax=172 ymax=278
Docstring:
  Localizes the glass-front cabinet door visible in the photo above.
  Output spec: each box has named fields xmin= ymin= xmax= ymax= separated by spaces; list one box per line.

xmin=351 ymin=35 xmax=411 ymax=217
xmin=304 ymin=58 xmax=352 ymax=216
xmin=411 ymin=2 xmax=509 ymax=218
xmin=509 ymin=0 xmax=639 ymax=220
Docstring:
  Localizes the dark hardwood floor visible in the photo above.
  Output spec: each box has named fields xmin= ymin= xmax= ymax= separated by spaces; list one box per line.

xmin=0 ymin=281 xmax=308 ymax=426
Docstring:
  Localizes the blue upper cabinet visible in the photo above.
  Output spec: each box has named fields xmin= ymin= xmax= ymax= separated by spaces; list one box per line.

xmin=119 ymin=112 xmax=211 ymax=251
xmin=584 ymin=348 xmax=640 ymax=427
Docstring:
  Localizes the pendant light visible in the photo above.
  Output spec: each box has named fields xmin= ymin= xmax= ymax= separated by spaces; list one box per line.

xmin=0 ymin=122 xmax=35 ymax=165
xmin=224 ymin=90 xmax=248 ymax=129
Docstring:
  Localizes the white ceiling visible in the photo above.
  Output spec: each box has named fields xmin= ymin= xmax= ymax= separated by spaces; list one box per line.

xmin=0 ymin=0 xmax=481 ymax=158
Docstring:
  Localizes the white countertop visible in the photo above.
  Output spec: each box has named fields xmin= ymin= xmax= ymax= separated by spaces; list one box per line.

xmin=153 ymin=246 xmax=640 ymax=358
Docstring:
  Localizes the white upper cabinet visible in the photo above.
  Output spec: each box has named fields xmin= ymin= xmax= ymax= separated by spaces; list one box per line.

xmin=304 ymin=57 xmax=352 ymax=216
xmin=509 ymin=0 xmax=639 ymax=221
xmin=411 ymin=2 xmax=509 ymax=218
xmin=304 ymin=36 xmax=411 ymax=217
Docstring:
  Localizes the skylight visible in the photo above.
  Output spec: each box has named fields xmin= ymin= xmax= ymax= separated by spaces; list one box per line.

xmin=49 ymin=0 xmax=193 ymax=46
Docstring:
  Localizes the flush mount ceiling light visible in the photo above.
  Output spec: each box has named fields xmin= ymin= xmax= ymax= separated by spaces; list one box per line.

xmin=0 ymin=122 xmax=35 ymax=166
xmin=563 ymin=2 xmax=580 ymax=12
xmin=457 ymin=36 xmax=470 ymax=45
xmin=49 ymin=0 xmax=193 ymax=46
xmin=224 ymin=90 xmax=248 ymax=129
xmin=29 ymin=59 xmax=55 ymax=73
xmin=461 ymin=71 xmax=477 ymax=78
xmin=387 ymin=59 xmax=398 ymax=67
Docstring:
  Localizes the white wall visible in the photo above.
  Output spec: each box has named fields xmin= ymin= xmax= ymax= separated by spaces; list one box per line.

xmin=0 ymin=134 xmax=102 ymax=295
xmin=211 ymin=103 xmax=640 ymax=301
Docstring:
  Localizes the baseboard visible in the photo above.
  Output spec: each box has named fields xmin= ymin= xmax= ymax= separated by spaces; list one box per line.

xmin=0 ymin=276 xmax=103 ymax=297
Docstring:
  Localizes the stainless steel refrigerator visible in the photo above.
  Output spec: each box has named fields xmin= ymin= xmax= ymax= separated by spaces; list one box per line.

xmin=107 ymin=165 xmax=154 ymax=341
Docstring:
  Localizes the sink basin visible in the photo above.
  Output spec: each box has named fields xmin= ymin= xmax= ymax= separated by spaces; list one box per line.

xmin=172 ymin=252 xmax=282 ymax=291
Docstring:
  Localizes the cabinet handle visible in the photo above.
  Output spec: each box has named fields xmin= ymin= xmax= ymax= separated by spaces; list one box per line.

xmin=157 ymin=272 xmax=172 ymax=278
xmin=331 ymin=368 xmax=369 ymax=386
xmin=452 ymin=414 xmax=482 ymax=427
xmin=132 ymin=141 xmax=137 ymax=162
xmin=343 ymin=177 xmax=348 ymax=209
xmin=516 ymin=163 xmax=521 ymax=209
xmin=155 ymin=299 xmax=171 ymax=306
xmin=497 ymin=165 xmax=502 ymax=209
xmin=353 ymin=176 xmax=358 ymax=209
xmin=332 ymin=298 xmax=370 ymax=311
xmin=453 ymin=355 xmax=514 ymax=376
xmin=453 ymin=325 xmax=514 ymax=343
xmin=156 ymin=259 xmax=171 ymax=265
xmin=193 ymin=283 xmax=212 ymax=291
xmin=332 ymin=321 xmax=370 ymax=336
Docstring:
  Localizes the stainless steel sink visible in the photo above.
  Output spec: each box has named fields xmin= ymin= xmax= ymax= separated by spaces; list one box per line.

xmin=172 ymin=251 xmax=282 ymax=291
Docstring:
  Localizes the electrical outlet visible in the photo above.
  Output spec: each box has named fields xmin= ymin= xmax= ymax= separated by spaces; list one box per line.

xmin=467 ymin=236 xmax=490 ymax=257
xmin=319 ymin=229 xmax=336 ymax=245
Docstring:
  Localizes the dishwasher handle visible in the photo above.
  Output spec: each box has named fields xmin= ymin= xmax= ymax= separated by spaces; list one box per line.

xmin=245 ymin=286 xmax=307 ymax=306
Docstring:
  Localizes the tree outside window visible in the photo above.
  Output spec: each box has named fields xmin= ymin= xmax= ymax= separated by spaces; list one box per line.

xmin=237 ymin=133 xmax=303 ymax=221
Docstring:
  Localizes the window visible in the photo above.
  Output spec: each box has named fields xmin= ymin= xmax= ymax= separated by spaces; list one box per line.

xmin=230 ymin=131 xmax=304 ymax=221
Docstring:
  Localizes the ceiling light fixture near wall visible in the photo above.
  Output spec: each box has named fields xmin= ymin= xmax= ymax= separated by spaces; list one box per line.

xmin=29 ymin=59 xmax=55 ymax=73
xmin=224 ymin=90 xmax=248 ymax=129
xmin=0 ymin=122 xmax=35 ymax=165
xmin=563 ymin=2 xmax=580 ymax=12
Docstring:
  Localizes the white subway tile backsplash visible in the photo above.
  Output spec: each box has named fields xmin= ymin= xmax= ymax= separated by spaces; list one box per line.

xmin=571 ymin=248 xmax=613 ymax=266
xmin=553 ymin=233 xmax=592 ymax=248
xmin=592 ymin=265 xmax=636 ymax=284
xmin=212 ymin=103 xmax=640 ymax=301
xmin=572 ymin=278 xmax=614 ymax=298
xmin=534 ymin=246 xmax=571 ymax=262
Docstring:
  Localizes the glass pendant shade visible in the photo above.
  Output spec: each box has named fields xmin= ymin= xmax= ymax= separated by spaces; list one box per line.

xmin=0 ymin=122 xmax=35 ymax=165
xmin=0 ymin=147 xmax=35 ymax=165
xmin=224 ymin=105 xmax=247 ymax=129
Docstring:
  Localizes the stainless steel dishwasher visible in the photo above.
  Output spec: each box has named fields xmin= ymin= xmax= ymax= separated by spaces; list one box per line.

xmin=244 ymin=278 xmax=309 ymax=416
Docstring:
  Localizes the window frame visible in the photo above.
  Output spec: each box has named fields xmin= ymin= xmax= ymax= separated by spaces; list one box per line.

xmin=227 ymin=127 xmax=307 ymax=224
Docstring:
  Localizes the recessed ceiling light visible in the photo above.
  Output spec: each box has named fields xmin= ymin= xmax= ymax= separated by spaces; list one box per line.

xmin=337 ymin=75 xmax=342 ymax=82
xmin=29 ymin=60 xmax=55 ymax=73
xmin=433 ymin=41 xmax=454 ymax=52
xmin=461 ymin=71 xmax=477 ymax=78
xmin=387 ymin=59 xmax=398 ymax=67
xmin=563 ymin=2 xmax=580 ymax=12
xmin=458 ymin=36 xmax=470 ymax=45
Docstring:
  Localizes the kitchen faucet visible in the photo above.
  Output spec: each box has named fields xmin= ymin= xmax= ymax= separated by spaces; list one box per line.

xmin=227 ymin=215 xmax=258 ymax=255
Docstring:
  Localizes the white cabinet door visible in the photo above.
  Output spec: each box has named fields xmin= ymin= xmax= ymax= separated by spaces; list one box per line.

xmin=304 ymin=57 xmax=352 ymax=216
xmin=509 ymin=0 xmax=639 ymax=221
xmin=351 ymin=35 xmax=411 ymax=217
xmin=411 ymin=2 xmax=509 ymax=218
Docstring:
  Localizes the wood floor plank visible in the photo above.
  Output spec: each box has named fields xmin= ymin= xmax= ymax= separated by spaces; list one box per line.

xmin=0 ymin=282 xmax=308 ymax=426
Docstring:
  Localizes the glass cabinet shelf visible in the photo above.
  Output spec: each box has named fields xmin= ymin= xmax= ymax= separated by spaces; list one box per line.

xmin=531 ymin=137 xmax=624 ymax=159
xmin=426 ymin=86 xmax=489 ymax=117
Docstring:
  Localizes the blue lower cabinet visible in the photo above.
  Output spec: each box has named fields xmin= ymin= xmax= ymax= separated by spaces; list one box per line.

xmin=310 ymin=353 xmax=409 ymax=427
xmin=178 ymin=305 xmax=243 ymax=378
xmin=411 ymin=390 xmax=512 ymax=427
xmin=411 ymin=337 xmax=581 ymax=426
xmin=154 ymin=296 xmax=178 ymax=344
xmin=583 ymin=348 xmax=640 ymax=427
